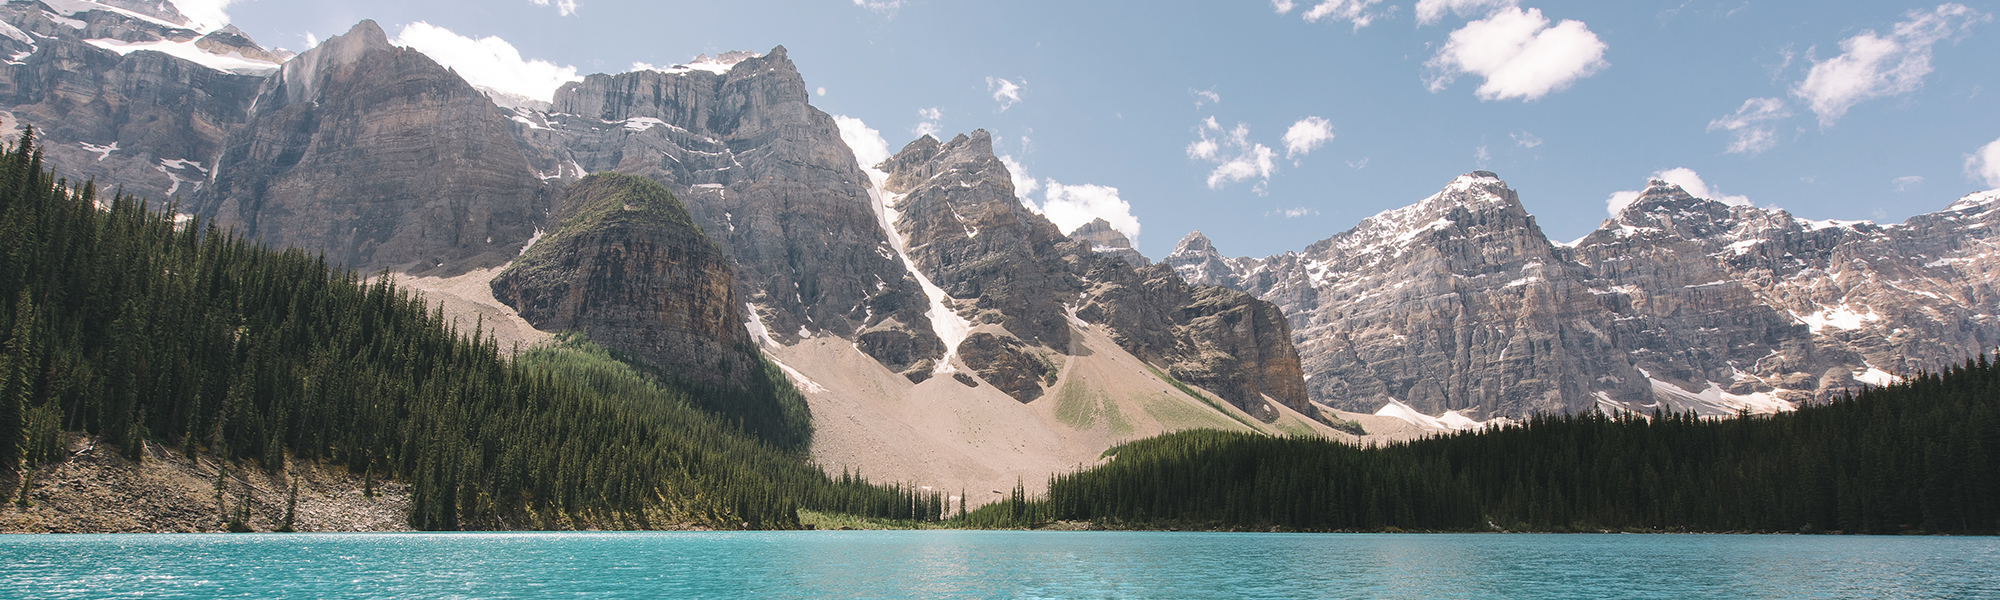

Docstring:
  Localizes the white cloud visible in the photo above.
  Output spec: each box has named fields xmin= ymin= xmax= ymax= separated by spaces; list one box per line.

xmin=1425 ymin=7 xmax=1609 ymax=101
xmin=1272 ymin=0 xmax=1296 ymax=14
xmin=1038 ymin=181 xmax=1141 ymax=244
xmin=1893 ymin=175 xmax=1926 ymax=191
xmin=999 ymin=155 xmax=1041 ymax=199
xmin=528 ymin=0 xmax=578 ymax=17
xmin=1511 ymin=131 xmax=1542 ymax=148
xmin=1347 ymin=157 xmax=1369 ymax=169
xmin=1267 ymin=207 xmax=1320 ymax=218
xmin=1792 ymin=4 xmax=1990 ymax=126
xmin=1188 ymin=118 xmax=1276 ymax=193
xmin=1968 ymin=136 xmax=2000 ymax=188
xmin=391 ymin=22 xmax=583 ymax=103
xmin=1474 ymin=144 xmax=1490 ymax=168
xmin=1302 ymin=0 xmax=1386 ymax=28
xmin=1605 ymin=190 xmax=1643 ymax=216
xmin=853 ymin=0 xmax=903 ymax=13
xmin=914 ymin=107 xmax=943 ymax=139
xmin=986 ymin=77 xmax=1023 ymax=111
xmin=833 ymin=115 xmax=890 ymax=171
xmin=1606 ymin=167 xmax=1750 ymax=216
xmin=1192 ymin=87 xmax=1221 ymax=108
xmin=1282 ymin=117 xmax=1335 ymax=160
xmin=1414 ymin=0 xmax=1516 ymax=26
xmin=302 ymin=32 xmax=320 ymax=49
xmin=171 ymin=0 xmax=239 ymax=30
xmin=1707 ymin=97 xmax=1792 ymax=155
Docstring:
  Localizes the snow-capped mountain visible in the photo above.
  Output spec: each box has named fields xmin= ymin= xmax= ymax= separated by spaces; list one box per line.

xmin=1171 ymin=173 xmax=2000 ymax=420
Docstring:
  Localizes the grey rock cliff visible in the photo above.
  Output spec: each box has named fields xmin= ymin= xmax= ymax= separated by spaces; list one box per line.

xmin=193 ymin=20 xmax=551 ymax=276
xmin=0 ymin=3 xmax=267 ymax=208
xmin=513 ymin=47 xmax=943 ymax=380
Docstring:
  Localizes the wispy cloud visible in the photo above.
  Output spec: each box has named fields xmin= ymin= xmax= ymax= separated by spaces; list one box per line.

xmin=914 ymin=107 xmax=943 ymax=139
xmin=1793 ymin=3 xmax=1989 ymax=126
xmin=1511 ymin=131 xmax=1543 ymax=148
xmin=392 ymin=22 xmax=583 ymax=102
xmin=1192 ymin=87 xmax=1221 ymax=108
xmin=528 ymin=0 xmax=578 ymax=16
xmin=1414 ymin=0 xmax=1516 ymax=26
xmin=1266 ymin=207 xmax=1320 ymax=218
xmin=1425 ymin=7 xmax=1608 ymax=101
xmin=1272 ymin=0 xmax=1388 ymax=30
xmin=1474 ymin=144 xmax=1491 ymax=169
xmin=853 ymin=0 xmax=902 ymax=14
xmin=1707 ymin=97 xmax=1792 ymax=155
xmin=986 ymin=77 xmax=1024 ymax=111
xmin=1606 ymin=167 xmax=1750 ymax=216
xmin=1893 ymin=175 xmax=1926 ymax=191
xmin=1282 ymin=117 xmax=1335 ymax=161
xmin=1188 ymin=118 xmax=1278 ymax=194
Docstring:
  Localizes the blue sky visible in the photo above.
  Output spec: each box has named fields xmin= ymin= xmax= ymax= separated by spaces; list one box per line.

xmin=202 ymin=0 xmax=2000 ymax=259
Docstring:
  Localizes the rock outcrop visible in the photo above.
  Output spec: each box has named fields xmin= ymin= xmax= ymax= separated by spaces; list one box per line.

xmin=193 ymin=20 xmax=550 ymax=276
xmin=491 ymin=172 xmax=754 ymax=389
xmin=1069 ymin=218 xmax=1149 ymax=268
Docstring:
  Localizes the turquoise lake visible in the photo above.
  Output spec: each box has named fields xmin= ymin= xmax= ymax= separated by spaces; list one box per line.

xmin=3 ymin=531 xmax=1996 ymax=598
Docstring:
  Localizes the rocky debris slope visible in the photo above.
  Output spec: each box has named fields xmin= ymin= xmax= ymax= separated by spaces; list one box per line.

xmin=193 ymin=20 xmax=550 ymax=276
xmin=492 ymin=173 xmax=755 ymax=390
xmin=0 ymin=1 xmax=272 ymax=208
xmin=1172 ymin=173 xmax=2000 ymax=419
xmin=508 ymin=48 xmax=943 ymax=379
xmin=876 ymin=130 xmax=1311 ymax=417
xmin=0 ymin=435 xmax=411 ymax=534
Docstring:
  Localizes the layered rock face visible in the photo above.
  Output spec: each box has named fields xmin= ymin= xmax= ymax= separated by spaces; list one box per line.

xmin=1567 ymin=182 xmax=2000 ymax=399
xmin=510 ymin=48 xmax=942 ymax=379
xmin=193 ymin=21 xmax=550 ymax=276
xmin=491 ymin=173 xmax=754 ymax=389
xmin=0 ymin=2 xmax=270 ymax=207
xmin=878 ymin=130 xmax=1311 ymax=416
xmin=1069 ymin=218 xmax=1149 ymax=268
xmin=1172 ymin=174 xmax=2000 ymax=419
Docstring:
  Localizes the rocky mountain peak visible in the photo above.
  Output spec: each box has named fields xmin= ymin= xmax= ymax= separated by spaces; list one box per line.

xmin=1172 ymin=230 xmax=1215 ymax=256
xmin=1070 ymin=217 xmax=1149 ymax=268
xmin=1945 ymin=189 xmax=2000 ymax=214
xmin=1164 ymin=230 xmax=1250 ymax=290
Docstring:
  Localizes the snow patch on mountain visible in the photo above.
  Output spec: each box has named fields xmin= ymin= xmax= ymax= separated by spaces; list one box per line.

xmin=86 ymin=37 xmax=278 ymax=75
xmin=838 ymin=115 xmax=970 ymax=374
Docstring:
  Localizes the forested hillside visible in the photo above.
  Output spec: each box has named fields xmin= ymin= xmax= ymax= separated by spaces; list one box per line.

xmin=987 ymin=356 xmax=2000 ymax=534
xmin=0 ymin=130 xmax=945 ymax=530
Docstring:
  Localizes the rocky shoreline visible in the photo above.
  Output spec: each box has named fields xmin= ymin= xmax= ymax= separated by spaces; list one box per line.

xmin=1 ymin=435 xmax=412 ymax=534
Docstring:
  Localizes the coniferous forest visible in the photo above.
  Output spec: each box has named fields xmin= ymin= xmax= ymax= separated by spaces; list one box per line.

xmin=5 ymin=123 xmax=1997 ymax=535
xmin=995 ymin=357 xmax=2000 ymax=534
xmin=0 ymin=130 xmax=948 ymax=530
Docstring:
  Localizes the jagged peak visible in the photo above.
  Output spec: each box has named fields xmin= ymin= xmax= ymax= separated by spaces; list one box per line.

xmin=1171 ymin=230 xmax=1217 ymax=257
xmin=635 ymin=49 xmax=765 ymax=76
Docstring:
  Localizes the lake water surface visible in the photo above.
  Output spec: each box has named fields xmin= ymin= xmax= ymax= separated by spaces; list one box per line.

xmin=3 ymin=531 xmax=1995 ymax=598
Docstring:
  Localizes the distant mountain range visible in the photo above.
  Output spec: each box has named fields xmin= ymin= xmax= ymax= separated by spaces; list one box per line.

xmin=5 ymin=0 xmax=1994 ymax=485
